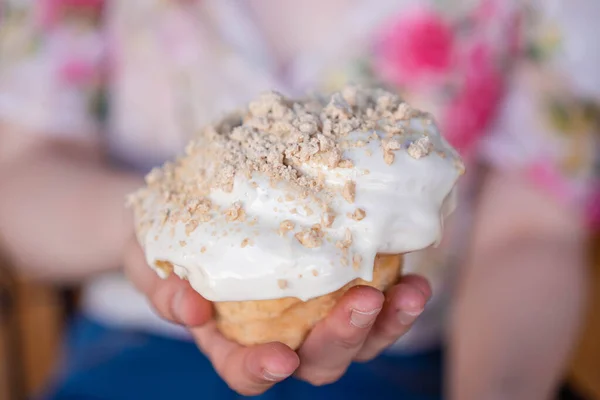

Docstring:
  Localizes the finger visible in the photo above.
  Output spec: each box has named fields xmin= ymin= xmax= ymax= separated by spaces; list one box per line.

xmin=191 ymin=322 xmax=299 ymax=396
xmin=151 ymin=278 xmax=213 ymax=327
xmin=124 ymin=239 xmax=212 ymax=326
xmin=294 ymin=285 xmax=384 ymax=386
xmin=355 ymin=275 xmax=431 ymax=361
xmin=123 ymin=237 xmax=160 ymax=294
xmin=400 ymin=274 xmax=432 ymax=299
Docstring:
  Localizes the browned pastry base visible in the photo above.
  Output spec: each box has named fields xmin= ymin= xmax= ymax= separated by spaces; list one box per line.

xmin=214 ymin=254 xmax=403 ymax=349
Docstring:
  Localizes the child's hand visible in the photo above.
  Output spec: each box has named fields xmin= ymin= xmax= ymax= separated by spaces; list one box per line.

xmin=124 ymin=238 xmax=430 ymax=396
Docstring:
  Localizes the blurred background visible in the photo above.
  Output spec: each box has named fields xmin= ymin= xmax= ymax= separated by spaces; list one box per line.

xmin=0 ymin=1 xmax=599 ymax=399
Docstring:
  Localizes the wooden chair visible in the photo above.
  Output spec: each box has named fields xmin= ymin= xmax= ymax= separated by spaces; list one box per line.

xmin=569 ymin=234 xmax=600 ymax=399
xmin=0 ymin=259 xmax=64 ymax=400
xmin=0 ymin=260 xmax=22 ymax=400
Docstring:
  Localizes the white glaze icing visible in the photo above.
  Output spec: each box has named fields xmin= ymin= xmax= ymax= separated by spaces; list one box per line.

xmin=140 ymin=114 xmax=463 ymax=302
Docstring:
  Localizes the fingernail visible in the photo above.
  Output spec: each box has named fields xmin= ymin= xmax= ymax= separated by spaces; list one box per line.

xmin=397 ymin=309 xmax=423 ymax=325
xmin=350 ymin=308 xmax=381 ymax=328
xmin=262 ymin=369 xmax=291 ymax=382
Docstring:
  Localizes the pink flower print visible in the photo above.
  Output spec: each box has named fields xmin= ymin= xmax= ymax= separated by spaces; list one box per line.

xmin=59 ymin=58 xmax=97 ymax=85
xmin=527 ymin=160 xmax=573 ymax=204
xmin=471 ymin=0 xmax=524 ymax=57
xmin=374 ymin=7 xmax=454 ymax=89
xmin=470 ymin=0 xmax=499 ymax=24
xmin=442 ymin=42 xmax=504 ymax=155
xmin=507 ymin=11 xmax=525 ymax=57
xmin=528 ymin=161 xmax=599 ymax=230
xmin=37 ymin=0 xmax=104 ymax=30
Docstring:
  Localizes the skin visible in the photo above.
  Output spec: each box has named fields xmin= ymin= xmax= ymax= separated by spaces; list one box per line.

xmin=126 ymin=240 xmax=431 ymax=395
xmin=448 ymin=171 xmax=588 ymax=400
xmin=0 ymin=129 xmax=431 ymax=396
xmin=0 ymin=129 xmax=587 ymax=398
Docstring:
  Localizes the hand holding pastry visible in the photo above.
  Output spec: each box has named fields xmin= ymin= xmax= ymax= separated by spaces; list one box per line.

xmin=125 ymin=236 xmax=431 ymax=395
xmin=126 ymin=85 xmax=463 ymax=394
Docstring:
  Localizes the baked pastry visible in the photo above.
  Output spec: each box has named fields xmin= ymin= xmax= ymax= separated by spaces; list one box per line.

xmin=128 ymin=85 xmax=463 ymax=349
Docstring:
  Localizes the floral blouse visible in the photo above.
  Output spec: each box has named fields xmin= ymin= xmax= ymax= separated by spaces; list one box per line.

xmin=1 ymin=0 xmax=598 ymax=347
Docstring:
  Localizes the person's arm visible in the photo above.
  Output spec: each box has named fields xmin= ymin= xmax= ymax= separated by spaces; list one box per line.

xmin=0 ymin=127 xmax=142 ymax=282
xmin=0 ymin=1 xmax=135 ymax=282
xmin=448 ymin=170 xmax=588 ymax=400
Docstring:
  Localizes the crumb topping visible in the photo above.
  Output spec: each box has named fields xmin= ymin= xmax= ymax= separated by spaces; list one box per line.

xmin=407 ymin=137 xmax=433 ymax=159
xmin=342 ymin=181 xmax=356 ymax=203
xmin=294 ymin=224 xmax=324 ymax=248
xmin=336 ymin=229 xmax=353 ymax=249
xmin=279 ymin=220 xmax=295 ymax=236
xmin=277 ymin=279 xmax=288 ymax=289
xmin=127 ymin=85 xmax=463 ymax=278
xmin=128 ymin=86 xmax=429 ymax=224
xmin=225 ymin=202 xmax=246 ymax=222
xmin=321 ymin=212 xmax=336 ymax=228
xmin=154 ymin=260 xmax=173 ymax=277
xmin=349 ymin=208 xmax=366 ymax=221
xmin=185 ymin=220 xmax=199 ymax=235
xmin=352 ymin=254 xmax=363 ymax=270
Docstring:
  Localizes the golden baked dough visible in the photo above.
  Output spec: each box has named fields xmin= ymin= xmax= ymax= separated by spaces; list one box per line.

xmin=214 ymin=254 xmax=402 ymax=349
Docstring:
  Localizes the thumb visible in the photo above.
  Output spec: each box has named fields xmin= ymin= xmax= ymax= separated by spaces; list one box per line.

xmin=125 ymin=238 xmax=213 ymax=326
